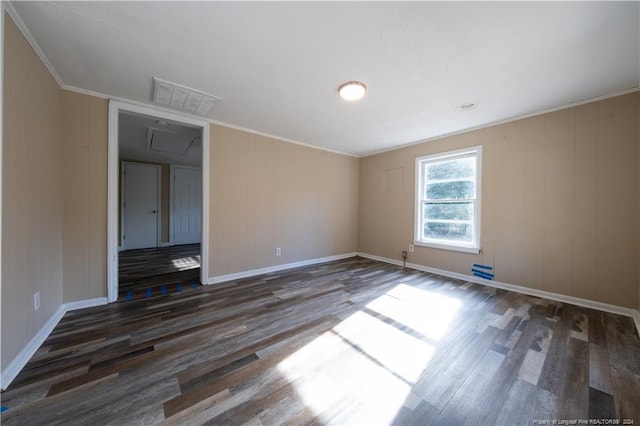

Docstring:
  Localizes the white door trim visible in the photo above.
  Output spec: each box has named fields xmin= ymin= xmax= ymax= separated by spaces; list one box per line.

xmin=0 ymin=4 xmax=5 ymax=336
xmin=169 ymin=164 xmax=175 ymax=246
xmin=107 ymin=100 xmax=210 ymax=303
xmin=121 ymin=162 xmax=162 ymax=250
xmin=169 ymin=164 xmax=202 ymax=246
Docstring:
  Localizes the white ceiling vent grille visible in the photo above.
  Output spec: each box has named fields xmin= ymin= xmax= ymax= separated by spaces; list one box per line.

xmin=151 ymin=77 xmax=222 ymax=117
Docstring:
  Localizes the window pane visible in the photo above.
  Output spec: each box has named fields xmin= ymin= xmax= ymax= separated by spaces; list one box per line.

xmin=425 ymin=202 xmax=473 ymax=221
xmin=426 ymin=157 xmax=475 ymax=180
xmin=424 ymin=222 xmax=473 ymax=242
xmin=426 ymin=181 xmax=475 ymax=200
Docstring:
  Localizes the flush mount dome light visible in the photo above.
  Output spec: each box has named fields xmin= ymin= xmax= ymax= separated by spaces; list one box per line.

xmin=338 ymin=81 xmax=367 ymax=101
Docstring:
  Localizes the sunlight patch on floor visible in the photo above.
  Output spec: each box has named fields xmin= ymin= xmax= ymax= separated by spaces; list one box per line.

xmin=277 ymin=283 xmax=463 ymax=424
xmin=366 ymin=283 xmax=462 ymax=341
xmin=333 ymin=311 xmax=434 ymax=383
xmin=171 ymin=255 xmax=201 ymax=271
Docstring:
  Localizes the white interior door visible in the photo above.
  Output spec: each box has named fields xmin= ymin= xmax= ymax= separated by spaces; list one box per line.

xmin=172 ymin=166 xmax=202 ymax=245
xmin=122 ymin=162 xmax=160 ymax=250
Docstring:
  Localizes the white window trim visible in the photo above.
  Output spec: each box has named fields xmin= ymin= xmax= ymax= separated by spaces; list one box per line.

xmin=414 ymin=146 xmax=482 ymax=254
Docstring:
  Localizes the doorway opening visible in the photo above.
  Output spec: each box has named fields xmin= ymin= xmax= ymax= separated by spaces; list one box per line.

xmin=107 ymin=101 xmax=210 ymax=302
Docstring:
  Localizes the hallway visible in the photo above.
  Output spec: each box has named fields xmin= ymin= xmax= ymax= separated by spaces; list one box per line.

xmin=118 ymin=244 xmax=201 ymax=300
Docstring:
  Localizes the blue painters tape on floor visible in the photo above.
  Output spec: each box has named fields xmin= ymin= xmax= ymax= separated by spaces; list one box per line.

xmin=471 ymin=268 xmax=493 ymax=277
xmin=146 ymin=288 xmax=152 ymax=298
xmin=472 ymin=263 xmax=493 ymax=270
xmin=473 ymin=271 xmax=494 ymax=280
xmin=125 ymin=291 xmax=133 ymax=302
xmin=176 ymin=283 xmax=183 ymax=293
xmin=1 ymin=406 xmax=8 ymax=413
xmin=472 ymin=268 xmax=494 ymax=278
xmin=161 ymin=285 xmax=167 ymax=296
xmin=190 ymin=281 xmax=197 ymax=289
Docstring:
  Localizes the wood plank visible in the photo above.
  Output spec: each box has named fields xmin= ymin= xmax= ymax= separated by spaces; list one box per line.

xmin=537 ymin=304 xmax=573 ymax=393
xmin=495 ymin=378 xmax=557 ymax=426
xmin=588 ymin=387 xmax=616 ymax=420
xmin=432 ymin=349 xmax=505 ymax=424
xmin=556 ymin=337 xmax=589 ymax=419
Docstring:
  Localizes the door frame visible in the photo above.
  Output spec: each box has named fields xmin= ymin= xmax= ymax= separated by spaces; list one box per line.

xmin=121 ymin=162 xmax=162 ymax=250
xmin=107 ymin=100 xmax=210 ymax=303
xmin=169 ymin=164 xmax=202 ymax=246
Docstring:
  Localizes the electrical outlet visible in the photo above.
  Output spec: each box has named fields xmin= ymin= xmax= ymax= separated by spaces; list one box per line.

xmin=34 ymin=291 xmax=40 ymax=311
xmin=275 ymin=247 xmax=281 ymax=256
xmin=409 ymin=244 xmax=415 ymax=253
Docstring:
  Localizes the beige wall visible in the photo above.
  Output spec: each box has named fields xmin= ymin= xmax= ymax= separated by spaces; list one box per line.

xmin=61 ymin=91 xmax=108 ymax=302
xmin=209 ymin=125 xmax=359 ymax=277
xmin=359 ymin=93 xmax=640 ymax=309
xmin=2 ymin=14 xmax=64 ymax=371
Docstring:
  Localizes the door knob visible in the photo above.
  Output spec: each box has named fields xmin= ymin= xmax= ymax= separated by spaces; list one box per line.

xmin=151 ymin=210 xmax=157 ymax=214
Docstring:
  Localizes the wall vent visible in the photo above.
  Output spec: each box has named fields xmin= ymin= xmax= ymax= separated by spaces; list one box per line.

xmin=151 ymin=77 xmax=222 ymax=117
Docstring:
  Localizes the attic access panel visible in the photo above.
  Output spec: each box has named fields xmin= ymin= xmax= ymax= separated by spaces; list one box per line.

xmin=146 ymin=127 xmax=199 ymax=156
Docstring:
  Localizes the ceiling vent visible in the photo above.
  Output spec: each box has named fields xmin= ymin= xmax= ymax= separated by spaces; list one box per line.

xmin=151 ymin=77 xmax=222 ymax=117
xmin=147 ymin=127 xmax=199 ymax=156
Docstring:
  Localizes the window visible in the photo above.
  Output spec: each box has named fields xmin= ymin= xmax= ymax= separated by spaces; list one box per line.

xmin=414 ymin=146 xmax=482 ymax=253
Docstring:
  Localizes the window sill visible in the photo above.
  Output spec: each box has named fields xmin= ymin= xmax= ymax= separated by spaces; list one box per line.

xmin=413 ymin=241 xmax=481 ymax=254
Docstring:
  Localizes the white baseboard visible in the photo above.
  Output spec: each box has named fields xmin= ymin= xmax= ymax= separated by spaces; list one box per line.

xmin=208 ymin=252 xmax=358 ymax=285
xmin=64 ymin=297 xmax=109 ymax=312
xmin=357 ymin=252 xmax=640 ymax=335
xmin=0 ymin=305 xmax=65 ymax=390
xmin=0 ymin=297 xmax=108 ymax=390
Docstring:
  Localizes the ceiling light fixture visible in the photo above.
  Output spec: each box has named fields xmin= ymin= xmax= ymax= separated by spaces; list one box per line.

xmin=338 ymin=81 xmax=367 ymax=101
xmin=455 ymin=102 xmax=478 ymax=112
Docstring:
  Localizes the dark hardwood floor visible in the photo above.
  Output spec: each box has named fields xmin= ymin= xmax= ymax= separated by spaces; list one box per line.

xmin=1 ymin=257 xmax=639 ymax=425
xmin=118 ymin=244 xmax=201 ymax=299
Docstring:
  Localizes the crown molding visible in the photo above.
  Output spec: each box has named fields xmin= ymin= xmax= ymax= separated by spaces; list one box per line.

xmin=361 ymin=86 xmax=640 ymax=158
xmin=4 ymin=2 xmax=64 ymax=88
xmin=209 ymin=120 xmax=358 ymax=158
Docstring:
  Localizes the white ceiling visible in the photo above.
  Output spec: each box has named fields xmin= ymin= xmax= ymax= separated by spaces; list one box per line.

xmin=119 ymin=112 xmax=202 ymax=167
xmin=10 ymin=1 xmax=640 ymax=157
